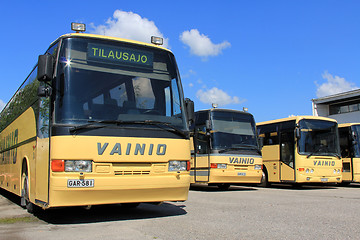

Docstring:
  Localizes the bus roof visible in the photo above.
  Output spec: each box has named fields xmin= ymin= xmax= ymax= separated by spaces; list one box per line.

xmin=338 ymin=123 xmax=360 ymax=128
xmin=49 ymin=33 xmax=172 ymax=53
xmin=257 ymin=115 xmax=337 ymax=126
xmin=196 ymin=108 xmax=254 ymax=116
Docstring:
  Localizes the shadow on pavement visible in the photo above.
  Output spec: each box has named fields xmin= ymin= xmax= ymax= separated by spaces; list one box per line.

xmin=0 ymin=188 xmax=187 ymax=225
xmin=259 ymin=183 xmax=339 ymax=190
xmin=35 ymin=202 xmax=187 ymax=225
xmin=190 ymin=184 xmax=257 ymax=192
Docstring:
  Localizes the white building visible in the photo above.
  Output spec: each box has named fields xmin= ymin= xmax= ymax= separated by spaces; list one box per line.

xmin=311 ymin=89 xmax=360 ymax=124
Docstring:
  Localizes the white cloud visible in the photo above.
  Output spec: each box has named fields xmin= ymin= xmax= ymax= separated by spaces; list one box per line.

xmin=189 ymin=83 xmax=194 ymax=87
xmin=90 ymin=10 xmax=169 ymax=48
xmin=182 ymin=69 xmax=196 ymax=79
xmin=316 ymin=71 xmax=358 ymax=97
xmin=180 ymin=29 xmax=230 ymax=59
xmin=196 ymin=87 xmax=245 ymax=106
xmin=0 ymin=99 xmax=5 ymax=111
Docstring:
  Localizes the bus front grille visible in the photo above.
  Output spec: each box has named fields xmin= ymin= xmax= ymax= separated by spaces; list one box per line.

xmin=114 ymin=170 xmax=151 ymax=175
xmin=234 ymin=166 xmax=248 ymax=171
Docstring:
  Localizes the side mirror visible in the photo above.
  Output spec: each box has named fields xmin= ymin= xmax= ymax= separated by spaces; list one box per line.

xmin=37 ymin=85 xmax=52 ymax=97
xmin=205 ymin=120 xmax=211 ymax=131
xmin=352 ymin=131 xmax=357 ymax=140
xmin=184 ymin=98 xmax=195 ymax=125
xmin=259 ymin=137 xmax=264 ymax=148
xmin=295 ymin=128 xmax=301 ymax=139
xmin=37 ymin=54 xmax=54 ymax=82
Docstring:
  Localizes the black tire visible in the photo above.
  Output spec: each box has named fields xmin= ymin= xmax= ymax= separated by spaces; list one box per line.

xmin=21 ymin=171 xmax=37 ymax=214
xmin=259 ymin=169 xmax=271 ymax=188
xmin=217 ymin=183 xmax=230 ymax=190
xmin=339 ymin=181 xmax=351 ymax=187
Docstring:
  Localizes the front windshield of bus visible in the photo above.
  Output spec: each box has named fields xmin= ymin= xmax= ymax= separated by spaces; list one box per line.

xmin=298 ymin=119 xmax=340 ymax=157
xmin=54 ymin=37 xmax=187 ymax=130
xmin=351 ymin=125 xmax=360 ymax=157
xmin=210 ymin=111 xmax=259 ymax=153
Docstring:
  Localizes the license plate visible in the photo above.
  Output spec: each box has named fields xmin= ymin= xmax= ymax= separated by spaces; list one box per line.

xmin=67 ymin=179 xmax=94 ymax=188
xmin=321 ymin=178 xmax=328 ymax=182
xmin=238 ymin=172 xmax=246 ymax=176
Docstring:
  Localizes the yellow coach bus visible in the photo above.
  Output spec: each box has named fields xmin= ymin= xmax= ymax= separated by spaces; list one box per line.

xmin=338 ymin=123 xmax=360 ymax=184
xmin=0 ymin=23 xmax=194 ymax=212
xmin=257 ymin=116 xmax=342 ymax=187
xmin=190 ymin=108 xmax=262 ymax=190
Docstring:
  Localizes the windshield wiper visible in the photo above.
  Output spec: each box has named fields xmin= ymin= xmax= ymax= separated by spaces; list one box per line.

xmin=95 ymin=120 xmax=189 ymax=138
xmin=69 ymin=121 xmax=107 ymax=134
xmin=306 ymin=145 xmax=327 ymax=158
xmin=327 ymin=153 xmax=341 ymax=159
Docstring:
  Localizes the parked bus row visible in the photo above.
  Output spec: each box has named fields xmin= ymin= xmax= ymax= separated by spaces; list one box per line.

xmin=0 ymin=23 xmax=358 ymax=214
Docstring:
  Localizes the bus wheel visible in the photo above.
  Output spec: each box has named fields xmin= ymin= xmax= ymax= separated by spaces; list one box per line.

xmin=21 ymin=172 xmax=37 ymax=214
xmin=217 ymin=183 xmax=230 ymax=190
xmin=259 ymin=170 xmax=271 ymax=188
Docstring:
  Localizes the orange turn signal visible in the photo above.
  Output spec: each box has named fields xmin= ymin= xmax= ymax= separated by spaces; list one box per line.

xmin=51 ymin=160 xmax=65 ymax=172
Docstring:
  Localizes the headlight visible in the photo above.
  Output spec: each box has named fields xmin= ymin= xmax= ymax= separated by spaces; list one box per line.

xmin=337 ymin=169 xmax=341 ymax=174
xmin=310 ymin=169 xmax=314 ymax=173
xmin=169 ymin=160 xmax=188 ymax=172
xmin=333 ymin=169 xmax=336 ymax=174
xmin=306 ymin=169 xmax=309 ymax=174
xmin=254 ymin=165 xmax=262 ymax=170
xmin=65 ymin=160 xmax=92 ymax=172
xmin=217 ymin=164 xmax=227 ymax=169
xmin=211 ymin=163 xmax=227 ymax=169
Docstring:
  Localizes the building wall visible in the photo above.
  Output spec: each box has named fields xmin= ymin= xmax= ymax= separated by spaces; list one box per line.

xmin=328 ymin=112 xmax=360 ymax=124
xmin=312 ymin=102 xmax=360 ymax=124
xmin=312 ymin=103 xmax=328 ymax=117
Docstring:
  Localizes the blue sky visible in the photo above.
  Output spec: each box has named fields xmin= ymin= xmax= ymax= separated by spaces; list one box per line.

xmin=1 ymin=1 xmax=359 ymax=122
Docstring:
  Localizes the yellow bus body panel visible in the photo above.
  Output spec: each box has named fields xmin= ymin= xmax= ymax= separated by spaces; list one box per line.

xmin=190 ymin=154 xmax=262 ymax=184
xmin=0 ymin=107 xmax=36 ymax=197
xmin=295 ymin=155 xmax=342 ymax=183
xmin=353 ymin=158 xmax=360 ymax=182
xmin=261 ymin=145 xmax=342 ymax=183
xmin=341 ymin=157 xmax=352 ymax=182
xmin=48 ymin=136 xmax=190 ymax=207
xmin=262 ymin=145 xmax=281 ymax=182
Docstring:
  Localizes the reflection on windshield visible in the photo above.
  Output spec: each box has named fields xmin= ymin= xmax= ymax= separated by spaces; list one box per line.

xmin=210 ymin=112 xmax=258 ymax=151
xmin=54 ymin=38 xmax=186 ymax=129
xmin=352 ymin=125 xmax=360 ymax=157
xmin=298 ymin=119 xmax=340 ymax=156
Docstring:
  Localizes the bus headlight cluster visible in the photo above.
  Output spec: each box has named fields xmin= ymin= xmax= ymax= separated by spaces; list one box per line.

xmin=169 ymin=161 xmax=190 ymax=172
xmin=254 ymin=165 xmax=262 ymax=170
xmin=51 ymin=160 xmax=92 ymax=172
xmin=65 ymin=160 xmax=92 ymax=172
xmin=305 ymin=168 xmax=314 ymax=174
xmin=334 ymin=169 xmax=341 ymax=174
xmin=210 ymin=163 xmax=227 ymax=169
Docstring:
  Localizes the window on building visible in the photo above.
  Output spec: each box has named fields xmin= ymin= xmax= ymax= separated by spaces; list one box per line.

xmin=329 ymin=100 xmax=360 ymax=115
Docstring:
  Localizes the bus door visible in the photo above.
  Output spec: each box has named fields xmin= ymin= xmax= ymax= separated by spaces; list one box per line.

xmin=193 ymin=126 xmax=210 ymax=182
xmin=339 ymin=126 xmax=353 ymax=181
xmin=280 ymin=131 xmax=295 ymax=181
xmin=35 ymin=94 xmax=51 ymax=202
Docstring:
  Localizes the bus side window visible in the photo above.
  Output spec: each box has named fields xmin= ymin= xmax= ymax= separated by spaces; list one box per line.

xmin=339 ymin=128 xmax=351 ymax=158
xmin=195 ymin=125 xmax=209 ymax=154
xmin=280 ymin=131 xmax=295 ymax=168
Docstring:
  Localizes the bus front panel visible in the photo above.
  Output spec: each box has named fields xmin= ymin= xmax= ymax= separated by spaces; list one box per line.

xmin=48 ymin=135 xmax=190 ymax=207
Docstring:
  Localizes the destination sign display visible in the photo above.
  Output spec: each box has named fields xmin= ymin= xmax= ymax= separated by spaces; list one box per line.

xmin=87 ymin=43 xmax=153 ymax=68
